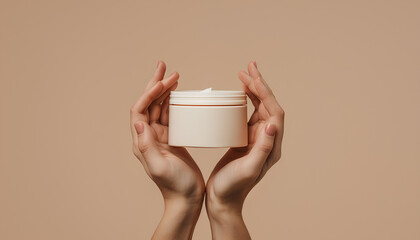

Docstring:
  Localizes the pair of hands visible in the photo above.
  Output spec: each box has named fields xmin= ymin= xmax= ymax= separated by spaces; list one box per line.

xmin=130 ymin=61 xmax=285 ymax=240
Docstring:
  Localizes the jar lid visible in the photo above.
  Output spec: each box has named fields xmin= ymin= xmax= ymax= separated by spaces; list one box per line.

xmin=169 ymin=88 xmax=247 ymax=106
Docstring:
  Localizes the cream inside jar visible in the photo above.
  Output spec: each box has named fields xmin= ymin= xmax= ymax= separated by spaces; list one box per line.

xmin=168 ymin=88 xmax=248 ymax=148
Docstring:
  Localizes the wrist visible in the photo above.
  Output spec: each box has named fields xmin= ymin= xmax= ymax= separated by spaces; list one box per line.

xmin=205 ymin=191 xmax=244 ymax=222
xmin=164 ymin=195 xmax=203 ymax=215
xmin=160 ymin=176 xmax=206 ymax=208
xmin=205 ymin=194 xmax=251 ymax=240
xmin=152 ymin=196 xmax=203 ymax=240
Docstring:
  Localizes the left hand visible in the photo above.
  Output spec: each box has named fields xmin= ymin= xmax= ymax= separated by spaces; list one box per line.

xmin=130 ymin=61 xmax=205 ymax=240
xmin=130 ymin=60 xmax=205 ymax=204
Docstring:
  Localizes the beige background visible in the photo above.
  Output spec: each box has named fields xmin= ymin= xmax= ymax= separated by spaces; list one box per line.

xmin=1 ymin=0 xmax=419 ymax=239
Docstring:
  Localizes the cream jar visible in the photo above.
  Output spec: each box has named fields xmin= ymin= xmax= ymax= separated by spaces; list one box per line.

xmin=168 ymin=88 xmax=248 ymax=148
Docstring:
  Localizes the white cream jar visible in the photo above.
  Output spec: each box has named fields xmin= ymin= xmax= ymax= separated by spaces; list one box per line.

xmin=168 ymin=88 xmax=248 ymax=148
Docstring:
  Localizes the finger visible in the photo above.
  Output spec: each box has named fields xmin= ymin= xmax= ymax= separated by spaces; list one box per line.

xmin=131 ymin=143 xmax=152 ymax=178
xmin=160 ymin=96 xmax=170 ymax=126
xmin=265 ymin=112 xmax=285 ymax=168
xmin=248 ymin=61 xmax=262 ymax=80
xmin=238 ymin=70 xmax=261 ymax=103
xmin=254 ymin=77 xmax=284 ymax=117
xmin=248 ymin=61 xmax=274 ymax=95
xmin=134 ymin=121 xmax=161 ymax=163
xmin=149 ymin=81 xmax=178 ymax=123
xmin=248 ymin=109 xmax=259 ymax=125
xmin=156 ymin=73 xmax=178 ymax=102
xmin=238 ymin=70 xmax=257 ymax=91
xmin=148 ymin=105 xmax=161 ymax=124
xmin=249 ymin=62 xmax=283 ymax=115
xmin=257 ymin=125 xmax=284 ymax=184
xmin=131 ymin=81 xmax=163 ymax=114
xmin=145 ymin=60 xmax=166 ymax=91
xmin=240 ymin=82 xmax=259 ymax=109
xmin=151 ymin=71 xmax=178 ymax=105
xmin=130 ymin=83 xmax=164 ymax=153
xmin=246 ymin=123 xmax=277 ymax=170
xmin=160 ymin=81 xmax=179 ymax=126
xmin=249 ymin=61 xmax=271 ymax=89
xmin=148 ymin=74 xmax=178 ymax=123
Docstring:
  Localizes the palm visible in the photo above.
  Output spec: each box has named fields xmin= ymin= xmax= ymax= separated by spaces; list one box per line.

xmin=148 ymin=122 xmax=204 ymax=196
xmin=130 ymin=61 xmax=204 ymax=200
xmin=207 ymin=106 xmax=267 ymax=199
xmin=207 ymin=61 xmax=284 ymax=202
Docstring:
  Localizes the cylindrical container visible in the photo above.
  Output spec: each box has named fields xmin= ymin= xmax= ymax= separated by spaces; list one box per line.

xmin=168 ymin=88 xmax=248 ymax=148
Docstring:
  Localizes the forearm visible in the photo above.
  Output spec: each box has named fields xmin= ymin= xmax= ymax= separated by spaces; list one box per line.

xmin=152 ymin=198 xmax=203 ymax=240
xmin=206 ymin=197 xmax=251 ymax=240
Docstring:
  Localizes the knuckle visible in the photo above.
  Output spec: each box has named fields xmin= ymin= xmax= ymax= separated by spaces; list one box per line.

xmin=272 ymin=108 xmax=285 ymax=121
xmin=279 ymin=108 xmax=285 ymax=117
xmin=259 ymin=143 xmax=274 ymax=155
xmin=130 ymin=106 xmax=137 ymax=114
xmin=274 ymin=107 xmax=285 ymax=118
xmin=138 ymin=143 xmax=149 ymax=154
xmin=145 ymin=92 xmax=154 ymax=100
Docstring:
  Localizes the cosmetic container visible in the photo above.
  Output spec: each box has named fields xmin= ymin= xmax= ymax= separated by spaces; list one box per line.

xmin=168 ymin=88 xmax=248 ymax=148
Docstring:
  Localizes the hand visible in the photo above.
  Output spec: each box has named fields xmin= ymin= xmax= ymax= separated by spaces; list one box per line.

xmin=130 ymin=61 xmax=205 ymax=240
xmin=206 ymin=61 xmax=285 ymax=239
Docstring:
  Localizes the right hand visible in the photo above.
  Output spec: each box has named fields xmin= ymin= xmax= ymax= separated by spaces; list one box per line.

xmin=206 ymin=61 xmax=285 ymax=209
xmin=205 ymin=61 xmax=285 ymax=240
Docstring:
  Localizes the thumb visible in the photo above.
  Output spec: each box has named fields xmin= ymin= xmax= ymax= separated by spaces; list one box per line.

xmin=134 ymin=121 xmax=160 ymax=159
xmin=248 ymin=123 xmax=276 ymax=168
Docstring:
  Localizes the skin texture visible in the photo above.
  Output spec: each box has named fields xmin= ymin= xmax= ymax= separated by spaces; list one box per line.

xmin=205 ymin=61 xmax=285 ymax=240
xmin=130 ymin=60 xmax=284 ymax=240
xmin=130 ymin=61 xmax=205 ymax=240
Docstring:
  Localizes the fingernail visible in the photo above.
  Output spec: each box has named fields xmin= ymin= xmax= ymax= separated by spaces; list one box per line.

xmin=169 ymin=72 xmax=177 ymax=77
xmin=135 ymin=122 xmax=144 ymax=134
xmin=253 ymin=61 xmax=257 ymax=68
xmin=265 ymin=123 xmax=276 ymax=136
xmin=156 ymin=60 xmax=160 ymax=68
